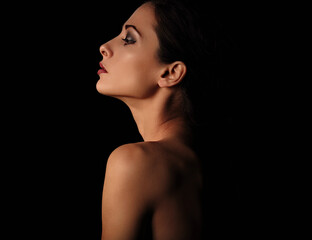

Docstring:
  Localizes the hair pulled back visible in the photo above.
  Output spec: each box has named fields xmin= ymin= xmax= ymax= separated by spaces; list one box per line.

xmin=145 ymin=0 xmax=217 ymax=126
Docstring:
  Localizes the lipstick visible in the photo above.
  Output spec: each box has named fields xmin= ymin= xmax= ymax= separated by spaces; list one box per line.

xmin=98 ymin=62 xmax=108 ymax=75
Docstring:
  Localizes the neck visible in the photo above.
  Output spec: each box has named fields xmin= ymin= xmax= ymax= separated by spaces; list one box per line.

xmin=120 ymin=88 xmax=192 ymax=143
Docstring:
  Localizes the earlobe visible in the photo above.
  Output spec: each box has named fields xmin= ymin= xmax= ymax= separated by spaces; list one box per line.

xmin=158 ymin=61 xmax=187 ymax=88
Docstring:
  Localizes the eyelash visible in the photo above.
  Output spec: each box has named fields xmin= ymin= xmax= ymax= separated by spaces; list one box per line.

xmin=122 ymin=34 xmax=136 ymax=46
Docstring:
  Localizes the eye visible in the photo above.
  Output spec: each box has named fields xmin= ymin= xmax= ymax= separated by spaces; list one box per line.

xmin=122 ymin=33 xmax=136 ymax=46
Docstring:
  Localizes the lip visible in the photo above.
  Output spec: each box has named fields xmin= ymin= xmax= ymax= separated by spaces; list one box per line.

xmin=98 ymin=62 xmax=108 ymax=75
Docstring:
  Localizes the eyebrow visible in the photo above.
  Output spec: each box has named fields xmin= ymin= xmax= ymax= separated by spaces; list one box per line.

xmin=125 ymin=24 xmax=142 ymax=37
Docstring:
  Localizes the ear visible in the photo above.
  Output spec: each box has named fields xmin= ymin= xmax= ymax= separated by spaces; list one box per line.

xmin=158 ymin=61 xmax=187 ymax=88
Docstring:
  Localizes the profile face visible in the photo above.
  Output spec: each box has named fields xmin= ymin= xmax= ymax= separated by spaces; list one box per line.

xmin=96 ymin=3 xmax=164 ymax=100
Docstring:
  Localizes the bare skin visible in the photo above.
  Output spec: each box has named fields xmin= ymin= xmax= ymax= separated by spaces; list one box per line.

xmin=97 ymin=3 xmax=203 ymax=239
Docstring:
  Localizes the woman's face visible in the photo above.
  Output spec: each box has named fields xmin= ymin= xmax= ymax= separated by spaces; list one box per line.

xmin=96 ymin=3 xmax=164 ymax=100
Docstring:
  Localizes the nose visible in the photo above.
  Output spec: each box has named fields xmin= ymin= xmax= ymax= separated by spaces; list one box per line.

xmin=99 ymin=43 xmax=112 ymax=58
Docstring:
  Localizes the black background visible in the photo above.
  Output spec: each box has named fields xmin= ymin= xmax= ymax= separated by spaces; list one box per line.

xmin=3 ymin=0 xmax=274 ymax=239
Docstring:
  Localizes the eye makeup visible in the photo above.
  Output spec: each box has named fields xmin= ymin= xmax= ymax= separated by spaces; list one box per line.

xmin=122 ymin=33 xmax=136 ymax=45
xmin=125 ymin=24 xmax=141 ymax=37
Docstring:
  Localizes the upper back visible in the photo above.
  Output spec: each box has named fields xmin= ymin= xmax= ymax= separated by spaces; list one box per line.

xmin=133 ymin=140 xmax=203 ymax=239
xmin=103 ymin=140 xmax=203 ymax=240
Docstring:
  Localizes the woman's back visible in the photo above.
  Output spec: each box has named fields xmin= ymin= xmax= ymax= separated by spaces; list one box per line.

xmin=101 ymin=140 xmax=203 ymax=240
xmin=144 ymin=140 xmax=203 ymax=239
xmin=98 ymin=2 xmax=208 ymax=238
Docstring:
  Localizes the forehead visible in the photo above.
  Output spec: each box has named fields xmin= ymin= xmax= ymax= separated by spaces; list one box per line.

xmin=124 ymin=3 xmax=157 ymax=34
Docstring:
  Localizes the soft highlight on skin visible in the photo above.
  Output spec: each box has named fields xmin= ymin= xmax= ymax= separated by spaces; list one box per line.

xmin=97 ymin=2 xmax=203 ymax=239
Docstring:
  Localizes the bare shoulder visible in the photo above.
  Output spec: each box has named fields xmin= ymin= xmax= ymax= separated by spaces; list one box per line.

xmin=106 ymin=142 xmax=185 ymax=197
xmin=112 ymin=141 xmax=200 ymax=187
xmin=107 ymin=142 xmax=154 ymax=171
xmin=106 ymin=142 xmax=163 ymax=184
xmin=102 ymin=142 xmax=202 ymax=239
xmin=101 ymin=143 xmax=163 ymax=239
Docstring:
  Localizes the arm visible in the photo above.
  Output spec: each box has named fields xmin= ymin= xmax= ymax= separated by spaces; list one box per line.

xmin=101 ymin=144 xmax=155 ymax=240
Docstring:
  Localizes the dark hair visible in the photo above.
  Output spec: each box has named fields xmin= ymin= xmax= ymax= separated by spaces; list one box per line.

xmin=145 ymin=0 xmax=217 ymax=126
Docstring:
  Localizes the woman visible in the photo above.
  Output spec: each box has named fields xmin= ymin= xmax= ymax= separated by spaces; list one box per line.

xmin=96 ymin=0 xmax=211 ymax=239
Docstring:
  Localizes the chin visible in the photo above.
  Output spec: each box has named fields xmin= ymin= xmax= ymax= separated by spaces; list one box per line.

xmin=96 ymin=81 xmax=104 ymax=94
xmin=96 ymin=80 xmax=126 ymax=98
xmin=96 ymin=78 xmax=113 ymax=94
xmin=96 ymin=77 xmax=156 ymax=100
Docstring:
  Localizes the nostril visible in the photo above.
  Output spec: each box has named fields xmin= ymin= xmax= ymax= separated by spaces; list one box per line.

xmin=100 ymin=48 xmax=108 ymax=57
xmin=99 ymin=45 xmax=106 ymax=55
xmin=100 ymin=44 xmax=111 ymax=57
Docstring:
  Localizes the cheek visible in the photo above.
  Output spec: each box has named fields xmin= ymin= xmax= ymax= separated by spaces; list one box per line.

xmin=97 ymin=51 xmax=159 ymax=98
